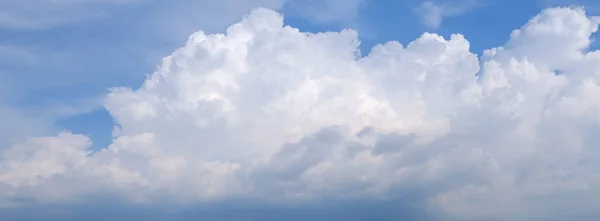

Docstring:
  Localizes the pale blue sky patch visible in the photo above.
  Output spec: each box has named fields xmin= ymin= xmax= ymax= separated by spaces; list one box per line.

xmin=0 ymin=0 xmax=143 ymax=29
xmin=413 ymin=0 xmax=487 ymax=30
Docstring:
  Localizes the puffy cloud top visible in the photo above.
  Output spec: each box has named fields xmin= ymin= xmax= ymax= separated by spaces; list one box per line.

xmin=2 ymin=6 xmax=600 ymax=221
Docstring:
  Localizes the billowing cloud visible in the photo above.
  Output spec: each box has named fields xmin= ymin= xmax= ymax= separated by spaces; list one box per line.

xmin=1 ymin=6 xmax=600 ymax=221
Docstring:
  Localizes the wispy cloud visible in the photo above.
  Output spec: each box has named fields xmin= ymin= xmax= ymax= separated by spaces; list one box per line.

xmin=0 ymin=0 xmax=143 ymax=29
xmin=414 ymin=0 xmax=485 ymax=29
xmin=0 ymin=0 xmax=367 ymax=30
xmin=284 ymin=0 xmax=369 ymax=24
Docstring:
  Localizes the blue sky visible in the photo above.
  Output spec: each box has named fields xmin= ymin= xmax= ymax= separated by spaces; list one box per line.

xmin=2 ymin=0 xmax=600 ymax=220
xmin=1 ymin=0 xmax=596 ymax=149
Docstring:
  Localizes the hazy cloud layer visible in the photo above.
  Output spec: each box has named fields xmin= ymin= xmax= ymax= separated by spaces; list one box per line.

xmin=0 ymin=0 xmax=142 ymax=29
xmin=1 ymin=6 xmax=600 ymax=221
xmin=0 ymin=0 xmax=364 ymax=30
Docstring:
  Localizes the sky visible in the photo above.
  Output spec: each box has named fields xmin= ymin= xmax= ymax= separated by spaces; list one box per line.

xmin=1 ymin=0 xmax=600 ymax=220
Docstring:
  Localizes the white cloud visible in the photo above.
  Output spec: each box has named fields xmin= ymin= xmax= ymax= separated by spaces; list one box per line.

xmin=540 ymin=0 xmax=600 ymax=12
xmin=415 ymin=0 xmax=484 ymax=29
xmin=0 ymin=0 xmax=143 ymax=29
xmin=284 ymin=0 xmax=368 ymax=24
xmin=0 ymin=0 xmax=283 ymax=30
xmin=0 ymin=107 xmax=56 ymax=150
xmin=0 ymin=0 xmax=365 ymax=30
xmin=1 ymin=6 xmax=600 ymax=221
xmin=0 ymin=48 xmax=59 ymax=150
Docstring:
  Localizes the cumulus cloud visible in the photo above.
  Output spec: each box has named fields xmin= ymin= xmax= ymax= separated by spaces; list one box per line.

xmin=1 ymin=6 xmax=600 ymax=221
xmin=541 ymin=0 xmax=600 ymax=12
